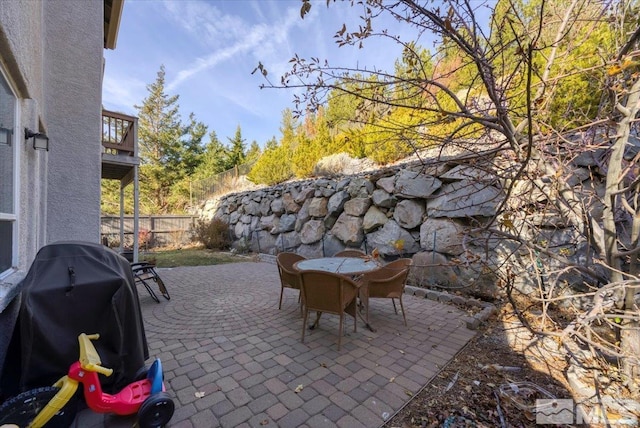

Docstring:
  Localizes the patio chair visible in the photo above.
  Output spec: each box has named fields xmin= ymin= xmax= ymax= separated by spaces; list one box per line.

xmin=131 ymin=262 xmax=170 ymax=303
xmin=299 ymin=270 xmax=361 ymax=351
xmin=334 ymin=249 xmax=366 ymax=257
xmin=276 ymin=252 xmax=306 ymax=312
xmin=363 ymin=258 xmax=412 ymax=326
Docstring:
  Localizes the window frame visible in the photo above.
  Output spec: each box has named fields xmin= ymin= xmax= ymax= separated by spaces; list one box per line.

xmin=0 ymin=65 xmax=20 ymax=279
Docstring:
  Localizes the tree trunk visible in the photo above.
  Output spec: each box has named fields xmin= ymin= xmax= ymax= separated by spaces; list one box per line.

xmin=607 ymin=77 xmax=640 ymax=388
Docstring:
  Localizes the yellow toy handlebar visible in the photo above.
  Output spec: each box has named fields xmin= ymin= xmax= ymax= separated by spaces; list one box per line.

xmin=78 ymin=333 xmax=113 ymax=377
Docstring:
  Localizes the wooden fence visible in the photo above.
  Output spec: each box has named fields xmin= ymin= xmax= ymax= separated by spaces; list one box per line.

xmin=101 ymin=215 xmax=197 ymax=249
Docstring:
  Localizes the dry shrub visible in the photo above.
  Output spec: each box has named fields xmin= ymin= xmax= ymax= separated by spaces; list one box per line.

xmin=314 ymin=152 xmax=377 ymax=176
xmin=313 ymin=153 xmax=352 ymax=176
xmin=193 ymin=217 xmax=231 ymax=250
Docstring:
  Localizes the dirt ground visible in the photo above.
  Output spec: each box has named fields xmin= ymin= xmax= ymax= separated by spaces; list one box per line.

xmin=385 ymin=303 xmax=574 ymax=428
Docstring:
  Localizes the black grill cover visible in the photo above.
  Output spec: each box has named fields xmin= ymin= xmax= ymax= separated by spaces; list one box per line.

xmin=2 ymin=241 xmax=148 ymax=395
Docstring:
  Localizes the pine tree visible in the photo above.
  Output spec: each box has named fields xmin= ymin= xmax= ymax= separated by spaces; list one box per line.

xmin=134 ymin=65 xmax=205 ymax=213
xmin=225 ymin=125 xmax=247 ymax=169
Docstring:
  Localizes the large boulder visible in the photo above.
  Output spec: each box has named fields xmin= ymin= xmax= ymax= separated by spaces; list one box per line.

xmin=327 ymin=190 xmax=350 ymax=217
xmin=331 ymin=213 xmax=364 ymax=246
xmin=427 ymin=180 xmax=503 ymax=218
xmin=393 ymin=199 xmax=425 ymax=229
xmin=282 ymin=193 xmax=301 ymax=213
xmin=259 ymin=214 xmax=276 ymax=230
xmin=363 ymin=206 xmax=388 ymax=232
xmin=275 ymin=231 xmax=302 ymax=253
xmin=271 ymin=198 xmax=284 ymax=215
xmin=408 ymin=251 xmax=456 ymax=287
xmin=372 ymin=189 xmax=396 ymax=208
xmin=259 ymin=197 xmax=272 ymax=216
xmin=272 ymin=213 xmax=296 ymax=233
xmin=344 ymin=198 xmax=371 ymax=216
xmin=376 ymin=176 xmax=395 ymax=193
xmin=297 ymin=241 xmax=324 ymax=259
xmin=308 ymin=197 xmax=329 ymax=217
xmin=294 ymin=186 xmax=315 ymax=203
xmin=300 ymin=219 xmax=325 ymax=244
xmin=419 ymin=218 xmax=466 ymax=255
xmin=244 ymin=200 xmax=261 ymax=216
xmin=347 ymin=178 xmax=374 ymax=198
xmin=365 ymin=220 xmax=419 ymax=256
xmin=395 ymin=169 xmax=442 ymax=198
xmin=251 ymin=230 xmax=276 ymax=254
xmin=295 ymin=198 xmax=312 ymax=232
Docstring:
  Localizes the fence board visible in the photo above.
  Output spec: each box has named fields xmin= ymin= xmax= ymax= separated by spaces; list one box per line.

xmin=101 ymin=215 xmax=197 ymax=248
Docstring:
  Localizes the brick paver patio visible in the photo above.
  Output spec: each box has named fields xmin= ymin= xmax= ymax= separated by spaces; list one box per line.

xmin=73 ymin=261 xmax=475 ymax=427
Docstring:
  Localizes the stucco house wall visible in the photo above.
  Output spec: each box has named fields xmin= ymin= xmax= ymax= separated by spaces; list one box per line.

xmin=0 ymin=0 xmax=106 ymax=376
xmin=44 ymin=1 xmax=103 ymax=244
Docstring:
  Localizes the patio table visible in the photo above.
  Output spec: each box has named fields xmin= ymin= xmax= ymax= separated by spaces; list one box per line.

xmin=295 ymin=256 xmax=381 ymax=332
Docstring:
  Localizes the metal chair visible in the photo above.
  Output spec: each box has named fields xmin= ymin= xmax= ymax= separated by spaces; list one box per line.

xmin=299 ymin=270 xmax=361 ymax=350
xmin=362 ymin=258 xmax=412 ymax=326
xmin=131 ymin=262 xmax=170 ymax=303
xmin=276 ymin=252 xmax=305 ymax=312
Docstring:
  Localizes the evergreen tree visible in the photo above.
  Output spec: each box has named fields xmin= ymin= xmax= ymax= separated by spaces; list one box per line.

xmin=226 ymin=125 xmax=247 ymax=169
xmin=135 ymin=65 xmax=204 ymax=213
xmin=192 ymin=131 xmax=229 ymax=178
xmin=245 ymin=140 xmax=261 ymax=164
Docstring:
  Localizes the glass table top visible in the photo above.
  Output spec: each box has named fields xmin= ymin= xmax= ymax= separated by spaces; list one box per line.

xmin=295 ymin=256 xmax=380 ymax=275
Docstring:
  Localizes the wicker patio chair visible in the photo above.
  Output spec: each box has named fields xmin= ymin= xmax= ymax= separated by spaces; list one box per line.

xmin=299 ymin=270 xmax=361 ymax=351
xmin=334 ymin=249 xmax=366 ymax=257
xmin=276 ymin=252 xmax=306 ymax=312
xmin=362 ymin=258 xmax=412 ymax=326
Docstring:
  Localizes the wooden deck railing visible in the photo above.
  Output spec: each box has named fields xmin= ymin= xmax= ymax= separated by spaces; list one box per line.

xmin=102 ymin=109 xmax=136 ymax=155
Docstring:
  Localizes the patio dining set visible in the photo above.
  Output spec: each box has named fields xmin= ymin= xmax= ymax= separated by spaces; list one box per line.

xmin=276 ymin=250 xmax=412 ymax=350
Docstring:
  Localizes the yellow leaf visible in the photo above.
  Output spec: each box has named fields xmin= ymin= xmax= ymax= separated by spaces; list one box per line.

xmin=607 ymin=64 xmax=622 ymax=76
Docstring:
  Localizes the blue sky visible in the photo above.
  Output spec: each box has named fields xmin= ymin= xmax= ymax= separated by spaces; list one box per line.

xmin=102 ymin=0 xmax=424 ymax=147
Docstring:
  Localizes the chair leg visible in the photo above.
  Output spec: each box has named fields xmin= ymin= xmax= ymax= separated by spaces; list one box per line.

xmin=392 ymin=298 xmax=398 ymax=314
xmin=298 ymin=291 xmax=303 ymax=315
xmin=301 ymin=308 xmax=308 ymax=343
xmin=338 ymin=314 xmax=343 ymax=351
xmin=278 ymin=287 xmax=284 ymax=310
xmin=399 ymin=296 xmax=407 ymax=326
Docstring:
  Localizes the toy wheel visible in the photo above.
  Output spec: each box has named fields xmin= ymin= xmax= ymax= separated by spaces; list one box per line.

xmin=134 ymin=365 xmax=149 ymax=381
xmin=0 ymin=386 xmax=77 ymax=428
xmin=154 ymin=276 xmax=170 ymax=300
xmin=137 ymin=392 xmax=174 ymax=428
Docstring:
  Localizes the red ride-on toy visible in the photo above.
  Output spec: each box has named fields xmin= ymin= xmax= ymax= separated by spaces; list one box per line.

xmin=0 ymin=333 xmax=174 ymax=428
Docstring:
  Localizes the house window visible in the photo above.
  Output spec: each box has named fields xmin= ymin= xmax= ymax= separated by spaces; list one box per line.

xmin=0 ymin=70 xmax=17 ymax=276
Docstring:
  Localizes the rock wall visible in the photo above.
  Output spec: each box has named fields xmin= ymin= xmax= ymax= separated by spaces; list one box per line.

xmin=198 ymin=145 xmax=610 ymax=300
xmin=200 ymin=159 xmax=511 ymax=298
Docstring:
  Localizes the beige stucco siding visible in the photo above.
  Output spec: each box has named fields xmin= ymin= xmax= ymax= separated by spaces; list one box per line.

xmin=44 ymin=0 xmax=103 ymax=243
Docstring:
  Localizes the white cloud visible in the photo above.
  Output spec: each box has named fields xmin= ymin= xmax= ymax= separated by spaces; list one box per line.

xmin=102 ymin=74 xmax=146 ymax=113
xmin=164 ymin=1 xmax=309 ymax=92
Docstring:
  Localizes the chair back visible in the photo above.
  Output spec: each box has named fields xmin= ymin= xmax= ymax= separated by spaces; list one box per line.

xmin=276 ymin=252 xmax=306 ymax=290
xmin=366 ymin=258 xmax=412 ymax=298
xmin=334 ymin=249 xmax=366 ymax=257
xmin=299 ymin=270 xmax=360 ymax=315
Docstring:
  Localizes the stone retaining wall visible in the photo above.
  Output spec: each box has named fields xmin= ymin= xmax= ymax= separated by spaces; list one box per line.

xmin=198 ymin=150 xmax=606 ymax=299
